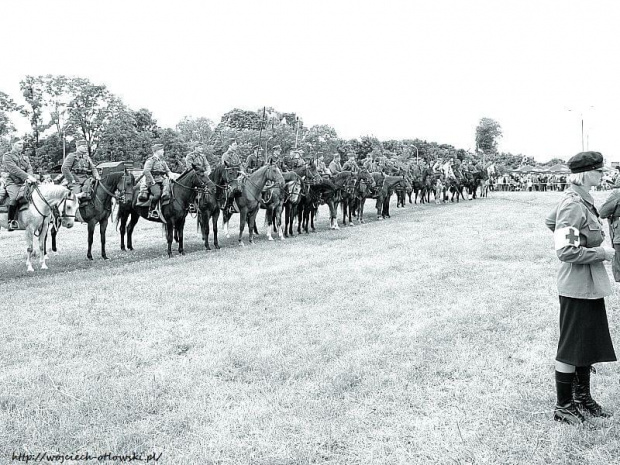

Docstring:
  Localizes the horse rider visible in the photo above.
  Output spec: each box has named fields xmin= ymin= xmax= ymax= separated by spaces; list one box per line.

xmin=453 ymin=158 xmax=465 ymax=181
xmin=342 ymin=153 xmax=360 ymax=173
xmin=139 ymin=143 xmax=172 ymax=219
xmin=316 ymin=153 xmax=329 ymax=176
xmin=290 ymin=149 xmax=306 ymax=170
xmin=245 ymin=145 xmax=263 ymax=174
xmin=59 ymin=139 xmax=101 ymax=201
xmin=2 ymin=139 xmax=37 ymax=231
xmin=442 ymin=158 xmax=456 ymax=180
xmin=329 ymin=153 xmax=343 ymax=175
xmin=185 ymin=145 xmax=211 ymax=176
xmin=362 ymin=154 xmax=375 ymax=172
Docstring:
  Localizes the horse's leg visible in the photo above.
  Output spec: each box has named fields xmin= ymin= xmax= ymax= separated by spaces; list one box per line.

xmin=202 ymin=213 xmax=211 ymax=250
xmin=166 ymin=223 xmax=174 ymax=258
xmin=127 ymin=211 xmax=140 ymax=251
xmin=87 ymin=220 xmax=96 ymax=260
xmin=39 ymin=220 xmax=49 ymax=270
xmin=119 ymin=209 xmax=127 ymax=251
xmin=51 ymin=226 xmax=58 ymax=254
xmin=277 ymin=203 xmax=284 ymax=240
xmin=100 ymin=217 xmax=109 ymax=259
xmin=213 ymin=208 xmax=220 ymax=249
xmin=25 ymin=225 xmax=35 ymax=272
xmin=178 ymin=218 xmax=186 ymax=255
xmin=266 ymin=206 xmax=274 ymax=241
xmin=238 ymin=208 xmax=246 ymax=246
xmin=222 ymin=209 xmax=230 ymax=238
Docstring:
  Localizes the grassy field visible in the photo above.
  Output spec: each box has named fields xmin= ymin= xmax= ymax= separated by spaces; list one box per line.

xmin=2 ymin=191 xmax=620 ymax=464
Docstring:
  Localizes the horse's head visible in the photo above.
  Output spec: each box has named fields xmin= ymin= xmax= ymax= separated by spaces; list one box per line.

xmin=267 ymin=161 xmax=285 ymax=187
xmin=57 ymin=191 xmax=78 ymax=228
xmin=357 ymin=170 xmax=376 ymax=194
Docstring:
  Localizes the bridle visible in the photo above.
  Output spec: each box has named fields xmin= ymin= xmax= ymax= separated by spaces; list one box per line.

xmin=51 ymin=193 xmax=77 ymax=231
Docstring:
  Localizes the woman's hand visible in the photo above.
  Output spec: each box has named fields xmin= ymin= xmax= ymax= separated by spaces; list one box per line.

xmin=604 ymin=248 xmax=616 ymax=261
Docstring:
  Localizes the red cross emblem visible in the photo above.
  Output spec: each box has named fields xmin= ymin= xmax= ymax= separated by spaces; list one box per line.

xmin=565 ymin=229 xmax=579 ymax=246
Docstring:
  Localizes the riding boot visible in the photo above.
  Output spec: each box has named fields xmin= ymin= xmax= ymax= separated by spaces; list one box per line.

xmin=7 ymin=204 xmax=18 ymax=232
xmin=554 ymin=370 xmax=585 ymax=425
xmin=574 ymin=366 xmax=611 ymax=417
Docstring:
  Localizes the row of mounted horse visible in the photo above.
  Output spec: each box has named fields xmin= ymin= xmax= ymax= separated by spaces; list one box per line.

xmin=9 ymin=160 xmax=488 ymax=271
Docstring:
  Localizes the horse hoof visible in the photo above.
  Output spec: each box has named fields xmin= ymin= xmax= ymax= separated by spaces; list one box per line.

xmin=239 ymin=242 xmax=245 ymax=247
xmin=41 ymin=264 xmax=48 ymax=270
xmin=102 ymin=256 xmax=109 ymax=260
xmin=215 ymin=245 xmax=220 ymax=250
xmin=348 ymin=223 xmax=354 ymax=227
xmin=27 ymin=266 xmax=34 ymax=272
xmin=268 ymin=236 xmax=274 ymax=241
xmin=87 ymin=256 xmax=93 ymax=261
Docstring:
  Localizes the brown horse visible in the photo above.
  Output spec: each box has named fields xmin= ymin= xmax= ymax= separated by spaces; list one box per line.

xmin=118 ymin=169 xmax=206 ymax=257
xmin=222 ymin=163 xmax=285 ymax=246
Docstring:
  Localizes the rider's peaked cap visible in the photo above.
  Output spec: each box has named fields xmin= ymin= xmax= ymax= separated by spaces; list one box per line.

xmin=567 ymin=151 xmax=604 ymax=173
xmin=152 ymin=143 xmax=164 ymax=152
xmin=76 ymin=139 xmax=87 ymax=147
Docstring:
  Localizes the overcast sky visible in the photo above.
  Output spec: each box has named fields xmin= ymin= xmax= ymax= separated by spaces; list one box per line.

xmin=1 ymin=0 xmax=619 ymax=161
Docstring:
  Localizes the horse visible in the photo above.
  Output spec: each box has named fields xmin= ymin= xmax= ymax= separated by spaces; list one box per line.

xmin=0 ymin=184 xmax=76 ymax=272
xmin=43 ymin=189 xmax=80 ymax=257
xmin=281 ymin=171 xmax=303 ymax=238
xmin=339 ymin=171 xmax=359 ymax=227
xmin=378 ymin=174 xmax=412 ymax=219
xmin=222 ymin=163 xmax=285 ymax=246
xmin=117 ymin=169 xmax=206 ymax=257
xmin=351 ymin=169 xmax=376 ymax=224
xmin=195 ymin=171 xmax=222 ymax=251
xmin=61 ymin=172 xmax=129 ymax=260
xmin=294 ymin=163 xmax=323 ymax=235
xmin=260 ymin=173 xmax=288 ymax=241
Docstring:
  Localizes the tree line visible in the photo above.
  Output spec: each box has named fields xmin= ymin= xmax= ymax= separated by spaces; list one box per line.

xmin=0 ymin=75 xmax=547 ymax=175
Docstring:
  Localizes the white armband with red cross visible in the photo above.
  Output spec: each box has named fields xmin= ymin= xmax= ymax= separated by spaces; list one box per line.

xmin=554 ymin=226 xmax=580 ymax=250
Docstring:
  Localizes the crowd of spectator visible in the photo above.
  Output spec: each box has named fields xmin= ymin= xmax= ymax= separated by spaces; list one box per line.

xmin=491 ymin=170 xmax=620 ymax=192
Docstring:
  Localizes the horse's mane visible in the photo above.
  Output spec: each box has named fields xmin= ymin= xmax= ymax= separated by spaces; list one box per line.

xmin=37 ymin=184 xmax=68 ymax=200
xmin=333 ymin=170 xmax=352 ymax=181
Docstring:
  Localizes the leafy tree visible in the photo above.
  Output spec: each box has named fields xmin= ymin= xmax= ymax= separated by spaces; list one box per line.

xmin=220 ymin=108 xmax=262 ymax=130
xmin=66 ymin=78 xmax=122 ymax=157
xmin=475 ymin=118 xmax=502 ymax=155
xmin=19 ymin=76 xmax=49 ymax=147
xmin=176 ymin=116 xmax=214 ymax=146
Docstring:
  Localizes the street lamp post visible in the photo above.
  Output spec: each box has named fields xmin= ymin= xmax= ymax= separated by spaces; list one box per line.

xmin=567 ymin=106 xmax=594 ymax=152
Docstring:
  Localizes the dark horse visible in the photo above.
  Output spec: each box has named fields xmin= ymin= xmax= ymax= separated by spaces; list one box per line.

xmin=281 ymin=171 xmax=303 ymax=238
xmin=294 ymin=163 xmax=323 ymax=235
xmin=368 ymin=173 xmax=411 ymax=219
xmin=351 ymin=169 xmax=376 ymax=224
xmin=222 ymin=163 xmax=285 ymax=246
xmin=118 ymin=169 xmax=207 ymax=257
xmin=50 ymin=172 xmax=130 ymax=260
xmin=195 ymin=165 xmax=236 ymax=251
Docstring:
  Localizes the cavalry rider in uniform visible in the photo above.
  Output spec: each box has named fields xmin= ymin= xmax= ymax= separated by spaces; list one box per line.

xmin=290 ymin=149 xmax=306 ymax=170
xmin=441 ymin=158 xmax=456 ymax=180
xmin=452 ymin=158 xmax=464 ymax=181
xmin=342 ymin=153 xmax=360 ymax=173
xmin=60 ymin=139 xmax=101 ymax=201
xmin=316 ymin=153 xmax=329 ymax=176
xmin=245 ymin=145 xmax=263 ymax=174
xmin=362 ymin=153 xmax=375 ymax=172
xmin=139 ymin=143 xmax=172 ymax=219
xmin=329 ymin=153 xmax=343 ymax=175
xmin=185 ymin=145 xmax=211 ymax=176
xmin=2 ymin=139 xmax=37 ymax=231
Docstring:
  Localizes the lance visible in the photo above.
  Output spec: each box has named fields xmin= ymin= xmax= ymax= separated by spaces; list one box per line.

xmin=294 ymin=116 xmax=300 ymax=149
xmin=258 ymin=106 xmax=265 ymax=154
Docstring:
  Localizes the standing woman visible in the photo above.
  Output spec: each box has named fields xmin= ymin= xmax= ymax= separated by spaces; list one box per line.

xmin=545 ymin=151 xmax=616 ymax=425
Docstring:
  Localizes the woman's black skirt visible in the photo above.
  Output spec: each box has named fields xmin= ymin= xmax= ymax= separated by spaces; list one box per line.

xmin=557 ymin=296 xmax=617 ymax=366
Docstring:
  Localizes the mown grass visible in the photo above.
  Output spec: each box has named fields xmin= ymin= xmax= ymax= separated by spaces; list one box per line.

xmin=2 ymin=191 xmax=620 ymax=464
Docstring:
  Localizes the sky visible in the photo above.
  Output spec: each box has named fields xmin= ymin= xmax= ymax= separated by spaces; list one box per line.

xmin=1 ymin=0 xmax=619 ymax=162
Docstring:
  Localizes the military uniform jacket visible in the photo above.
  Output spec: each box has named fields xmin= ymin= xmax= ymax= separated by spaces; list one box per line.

xmin=3 ymin=151 xmax=33 ymax=184
xmin=545 ymin=185 xmax=611 ymax=299
xmin=329 ymin=160 xmax=343 ymax=175
xmin=245 ymin=154 xmax=259 ymax=171
xmin=62 ymin=151 xmax=97 ymax=183
xmin=143 ymin=156 xmax=172 ymax=185
xmin=599 ymin=189 xmax=620 ymax=244
xmin=342 ymin=160 xmax=359 ymax=173
xmin=185 ymin=152 xmax=211 ymax=175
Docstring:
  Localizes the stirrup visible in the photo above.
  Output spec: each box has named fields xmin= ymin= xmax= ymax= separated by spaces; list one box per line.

xmin=7 ymin=219 xmax=19 ymax=230
xmin=148 ymin=210 xmax=160 ymax=219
